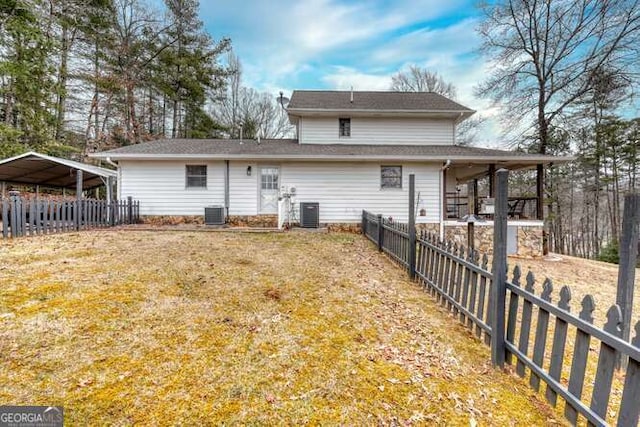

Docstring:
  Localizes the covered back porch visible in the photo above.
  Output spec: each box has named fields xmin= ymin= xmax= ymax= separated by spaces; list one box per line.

xmin=439 ymin=157 xmax=568 ymax=257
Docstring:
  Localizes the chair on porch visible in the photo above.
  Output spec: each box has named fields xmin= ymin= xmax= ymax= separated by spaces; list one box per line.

xmin=508 ymin=198 xmax=527 ymax=219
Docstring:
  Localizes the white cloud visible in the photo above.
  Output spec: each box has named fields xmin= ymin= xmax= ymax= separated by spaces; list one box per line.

xmin=201 ymin=0 xmax=468 ymax=89
xmin=198 ymin=0 xmax=513 ymax=146
xmin=321 ymin=66 xmax=391 ymax=90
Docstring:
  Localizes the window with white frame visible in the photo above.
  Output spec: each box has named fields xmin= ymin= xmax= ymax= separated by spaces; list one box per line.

xmin=339 ymin=118 xmax=351 ymax=137
xmin=186 ymin=165 xmax=207 ymax=188
xmin=381 ymin=165 xmax=402 ymax=189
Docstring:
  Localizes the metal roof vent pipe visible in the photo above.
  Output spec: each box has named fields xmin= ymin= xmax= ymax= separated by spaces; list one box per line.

xmin=350 ymin=86 xmax=354 ymax=103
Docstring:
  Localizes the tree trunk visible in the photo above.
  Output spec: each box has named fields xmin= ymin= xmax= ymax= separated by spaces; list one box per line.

xmin=54 ymin=25 xmax=70 ymax=141
xmin=93 ymin=41 xmax=100 ymax=141
xmin=148 ymin=90 xmax=154 ymax=135
xmin=172 ymin=99 xmax=178 ymax=139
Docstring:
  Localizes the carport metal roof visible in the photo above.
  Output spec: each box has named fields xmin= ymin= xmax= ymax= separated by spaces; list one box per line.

xmin=0 ymin=151 xmax=116 ymax=190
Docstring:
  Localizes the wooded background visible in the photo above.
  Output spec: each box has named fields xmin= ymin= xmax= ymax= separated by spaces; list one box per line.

xmin=1 ymin=0 xmax=639 ymax=262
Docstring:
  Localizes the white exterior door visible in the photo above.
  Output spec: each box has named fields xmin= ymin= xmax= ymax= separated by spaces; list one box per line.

xmin=259 ymin=166 xmax=279 ymax=214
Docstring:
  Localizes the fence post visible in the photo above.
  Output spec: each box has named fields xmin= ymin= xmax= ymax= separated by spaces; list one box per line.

xmin=361 ymin=210 xmax=366 ymax=235
xmin=491 ymin=168 xmax=509 ymax=368
xmin=1 ymin=198 xmax=8 ymax=238
xmin=616 ymin=192 xmax=639 ymax=369
xmin=408 ymin=174 xmax=416 ymax=280
xmin=127 ymin=196 xmax=133 ymax=224
xmin=9 ymin=195 xmax=18 ymax=238
xmin=377 ymin=214 xmax=383 ymax=252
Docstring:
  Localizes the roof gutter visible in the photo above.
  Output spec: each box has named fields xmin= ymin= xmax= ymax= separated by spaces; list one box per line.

xmin=89 ymin=153 xmax=576 ymax=163
xmin=287 ymin=107 xmax=476 ymax=114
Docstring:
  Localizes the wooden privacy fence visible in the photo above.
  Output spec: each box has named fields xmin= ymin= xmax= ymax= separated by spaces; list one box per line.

xmin=1 ymin=195 xmax=140 ymax=238
xmin=361 ymin=210 xmax=640 ymax=427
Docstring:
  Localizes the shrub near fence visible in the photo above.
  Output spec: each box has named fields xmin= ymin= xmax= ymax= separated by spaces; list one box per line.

xmin=362 ymin=210 xmax=640 ymax=427
xmin=1 ymin=195 xmax=140 ymax=239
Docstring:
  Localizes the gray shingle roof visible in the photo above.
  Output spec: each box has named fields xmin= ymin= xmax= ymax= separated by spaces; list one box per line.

xmin=91 ymin=139 xmax=572 ymax=164
xmin=287 ymin=90 xmax=474 ymax=112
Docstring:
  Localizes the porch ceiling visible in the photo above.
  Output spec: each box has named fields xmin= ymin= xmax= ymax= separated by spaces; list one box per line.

xmin=449 ymin=161 xmax=554 ymax=182
xmin=0 ymin=151 xmax=116 ymax=190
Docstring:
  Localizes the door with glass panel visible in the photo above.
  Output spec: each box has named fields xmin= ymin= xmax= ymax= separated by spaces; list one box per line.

xmin=259 ymin=167 xmax=279 ymax=214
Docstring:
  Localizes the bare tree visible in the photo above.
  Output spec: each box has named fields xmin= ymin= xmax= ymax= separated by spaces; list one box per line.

xmin=391 ymin=65 xmax=457 ymax=98
xmin=391 ymin=65 xmax=484 ymax=145
xmin=476 ymin=0 xmax=640 ymax=253
xmin=212 ymin=54 xmax=293 ymax=139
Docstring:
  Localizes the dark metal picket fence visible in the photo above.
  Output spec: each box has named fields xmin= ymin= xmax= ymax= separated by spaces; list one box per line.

xmin=1 ymin=195 xmax=140 ymax=238
xmin=362 ymin=210 xmax=640 ymax=427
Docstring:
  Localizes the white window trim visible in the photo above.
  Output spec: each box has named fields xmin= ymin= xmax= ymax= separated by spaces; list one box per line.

xmin=339 ymin=117 xmax=351 ymax=138
xmin=185 ymin=164 xmax=208 ymax=189
xmin=380 ymin=165 xmax=403 ymax=190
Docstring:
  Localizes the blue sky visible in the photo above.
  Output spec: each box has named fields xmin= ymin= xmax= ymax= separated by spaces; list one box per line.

xmin=196 ymin=0 xmax=501 ymax=144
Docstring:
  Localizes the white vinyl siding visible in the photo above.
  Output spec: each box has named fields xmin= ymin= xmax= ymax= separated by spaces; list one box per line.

xmin=299 ymin=116 xmax=454 ymax=145
xmin=119 ymin=160 xmax=224 ymax=215
xmin=280 ymin=162 xmax=440 ymax=223
xmin=228 ymin=161 xmax=258 ymax=215
xmin=119 ymin=160 xmax=442 ymax=222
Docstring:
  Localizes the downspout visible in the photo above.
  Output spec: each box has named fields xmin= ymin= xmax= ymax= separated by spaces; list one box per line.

xmin=106 ymin=157 xmax=119 ymax=200
xmin=224 ymin=160 xmax=230 ymax=219
xmin=105 ymin=156 xmax=118 ymax=168
xmin=440 ymin=160 xmax=452 ymax=240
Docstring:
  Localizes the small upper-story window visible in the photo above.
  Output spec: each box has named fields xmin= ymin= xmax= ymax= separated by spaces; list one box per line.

xmin=339 ymin=118 xmax=351 ymax=137
xmin=186 ymin=165 xmax=207 ymax=188
xmin=381 ymin=165 xmax=402 ymax=189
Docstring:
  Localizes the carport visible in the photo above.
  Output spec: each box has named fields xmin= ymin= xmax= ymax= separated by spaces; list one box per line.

xmin=0 ymin=151 xmax=117 ymax=200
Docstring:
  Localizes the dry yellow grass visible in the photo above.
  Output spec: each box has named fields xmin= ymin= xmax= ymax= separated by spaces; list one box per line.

xmin=0 ymin=230 xmax=562 ymax=425
xmin=505 ymin=255 xmax=640 ymax=425
xmin=512 ymin=254 xmax=640 ymax=329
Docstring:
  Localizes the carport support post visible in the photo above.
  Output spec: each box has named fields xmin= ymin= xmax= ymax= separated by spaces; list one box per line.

xmin=76 ymin=169 xmax=83 ymax=231
xmin=491 ymin=168 xmax=509 ymax=368
xmin=616 ymin=192 xmax=640 ymax=369
xmin=408 ymin=174 xmax=416 ymax=280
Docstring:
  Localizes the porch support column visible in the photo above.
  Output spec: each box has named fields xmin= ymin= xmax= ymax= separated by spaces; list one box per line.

xmin=473 ymin=179 xmax=479 ymax=215
xmin=488 ymin=164 xmax=496 ymax=197
xmin=1 ymin=181 xmax=5 ymax=198
xmin=536 ymin=164 xmax=544 ymax=220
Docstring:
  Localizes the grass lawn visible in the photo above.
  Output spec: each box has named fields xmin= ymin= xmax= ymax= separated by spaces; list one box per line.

xmin=0 ymin=230 xmax=562 ymax=425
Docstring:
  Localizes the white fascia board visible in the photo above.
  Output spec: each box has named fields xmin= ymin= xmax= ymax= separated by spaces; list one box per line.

xmin=287 ymin=108 xmax=476 ymax=114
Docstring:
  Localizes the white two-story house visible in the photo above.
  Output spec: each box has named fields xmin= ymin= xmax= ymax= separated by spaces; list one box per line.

xmin=92 ymin=90 xmax=572 ymax=255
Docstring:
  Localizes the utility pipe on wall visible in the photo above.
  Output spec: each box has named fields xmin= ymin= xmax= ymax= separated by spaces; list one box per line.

xmin=224 ymin=160 xmax=230 ymax=218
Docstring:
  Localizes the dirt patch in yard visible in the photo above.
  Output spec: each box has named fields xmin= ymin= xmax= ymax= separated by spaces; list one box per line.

xmin=0 ymin=231 xmax=562 ymax=425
